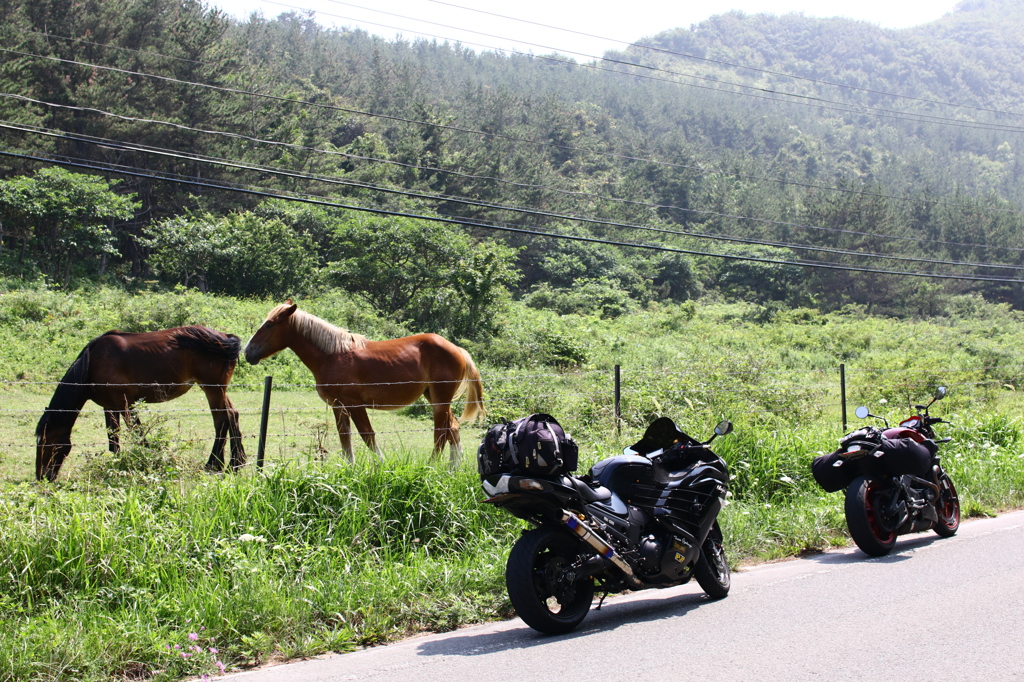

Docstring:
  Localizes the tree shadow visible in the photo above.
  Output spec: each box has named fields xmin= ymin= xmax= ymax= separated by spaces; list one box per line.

xmin=416 ymin=589 xmax=713 ymax=658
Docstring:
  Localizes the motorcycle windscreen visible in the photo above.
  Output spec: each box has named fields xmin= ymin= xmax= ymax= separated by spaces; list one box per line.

xmin=629 ymin=417 xmax=701 ymax=455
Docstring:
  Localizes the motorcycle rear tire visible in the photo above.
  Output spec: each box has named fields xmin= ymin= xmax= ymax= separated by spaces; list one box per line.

xmin=693 ymin=520 xmax=730 ymax=599
xmin=845 ymin=475 xmax=898 ymax=557
xmin=506 ymin=527 xmax=595 ymax=635
xmin=933 ymin=470 xmax=961 ymax=538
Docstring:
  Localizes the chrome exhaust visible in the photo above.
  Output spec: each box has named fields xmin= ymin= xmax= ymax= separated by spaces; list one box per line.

xmin=562 ymin=511 xmax=642 ymax=588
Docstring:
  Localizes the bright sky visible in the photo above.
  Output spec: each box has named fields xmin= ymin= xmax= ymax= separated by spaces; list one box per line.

xmin=210 ymin=0 xmax=961 ymax=59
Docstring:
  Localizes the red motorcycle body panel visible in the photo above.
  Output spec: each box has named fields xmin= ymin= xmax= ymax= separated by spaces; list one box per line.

xmin=883 ymin=426 xmax=926 ymax=442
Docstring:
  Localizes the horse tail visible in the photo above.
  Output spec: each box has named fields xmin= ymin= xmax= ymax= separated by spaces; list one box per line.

xmin=456 ymin=348 xmax=486 ymax=424
xmin=173 ymin=326 xmax=242 ymax=368
xmin=36 ymin=340 xmax=93 ymax=440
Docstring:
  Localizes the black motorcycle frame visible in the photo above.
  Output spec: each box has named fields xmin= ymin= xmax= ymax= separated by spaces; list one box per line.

xmin=483 ymin=418 xmax=732 ymax=633
xmin=832 ymin=387 xmax=960 ymax=556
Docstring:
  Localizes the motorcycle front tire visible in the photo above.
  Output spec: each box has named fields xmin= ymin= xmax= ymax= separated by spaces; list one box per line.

xmin=693 ymin=520 xmax=730 ymax=599
xmin=845 ymin=475 xmax=898 ymax=556
xmin=505 ymin=526 xmax=595 ymax=635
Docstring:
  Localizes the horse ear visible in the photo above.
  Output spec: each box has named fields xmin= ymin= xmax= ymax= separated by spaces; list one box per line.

xmin=283 ymin=302 xmax=298 ymax=317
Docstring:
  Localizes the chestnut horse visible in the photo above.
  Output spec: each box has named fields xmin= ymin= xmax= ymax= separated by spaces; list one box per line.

xmin=35 ymin=326 xmax=245 ymax=481
xmin=243 ymin=303 xmax=485 ymax=464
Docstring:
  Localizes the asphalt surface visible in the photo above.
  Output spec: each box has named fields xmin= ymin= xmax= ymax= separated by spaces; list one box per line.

xmin=222 ymin=510 xmax=1024 ymax=682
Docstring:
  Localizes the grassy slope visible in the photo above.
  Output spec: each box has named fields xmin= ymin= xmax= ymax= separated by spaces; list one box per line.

xmin=1 ymin=286 xmax=1023 ymax=680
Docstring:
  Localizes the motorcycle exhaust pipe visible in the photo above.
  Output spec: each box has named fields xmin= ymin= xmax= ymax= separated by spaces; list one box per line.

xmin=562 ymin=511 xmax=643 ymax=588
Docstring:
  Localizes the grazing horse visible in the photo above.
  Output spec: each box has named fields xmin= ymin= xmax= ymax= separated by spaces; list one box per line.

xmin=243 ymin=302 xmax=485 ymax=464
xmin=35 ymin=326 xmax=245 ymax=481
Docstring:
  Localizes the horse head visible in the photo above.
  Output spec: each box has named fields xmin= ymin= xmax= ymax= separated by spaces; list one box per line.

xmin=244 ymin=302 xmax=298 ymax=365
xmin=35 ymin=417 xmax=72 ymax=482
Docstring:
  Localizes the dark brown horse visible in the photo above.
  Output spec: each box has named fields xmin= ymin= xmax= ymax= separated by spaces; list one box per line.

xmin=243 ymin=303 xmax=484 ymax=464
xmin=35 ymin=326 xmax=245 ymax=481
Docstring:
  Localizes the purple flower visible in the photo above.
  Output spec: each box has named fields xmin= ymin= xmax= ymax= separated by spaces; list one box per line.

xmin=209 ymin=647 xmax=219 ymax=654
xmin=217 ymin=661 xmax=226 ymax=673
xmin=174 ymin=644 xmax=180 ymax=650
xmin=188 ymin=632 xmax=199 ymax=641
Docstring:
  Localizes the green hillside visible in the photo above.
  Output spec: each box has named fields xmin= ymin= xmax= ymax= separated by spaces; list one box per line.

xmin=1 ymin=0 xmax=1023 ymax=320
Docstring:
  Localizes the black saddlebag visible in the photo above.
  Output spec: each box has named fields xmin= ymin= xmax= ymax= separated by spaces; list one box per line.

xmin=811 ymin=450 xmax=858 ymax=493
xmin=477 ymin=413 xmax=578 ymax=477
xmin=878 ymin=437 xmax=934 ymax=478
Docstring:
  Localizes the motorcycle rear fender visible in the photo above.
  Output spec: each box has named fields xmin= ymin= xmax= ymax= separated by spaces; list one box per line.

xmin=482 ymin=474 xmax=583 ymax=524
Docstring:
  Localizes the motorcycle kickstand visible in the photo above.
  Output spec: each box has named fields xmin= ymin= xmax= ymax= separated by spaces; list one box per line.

xmin=595 ymin=593 xmax=608 ymax=611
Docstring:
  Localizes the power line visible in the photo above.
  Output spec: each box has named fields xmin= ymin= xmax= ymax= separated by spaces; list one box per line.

xmin=5 ymin=43 xmax=1024 ymax=229
xmin=5 ymin=26 xmax=219 ymax=67
xmin=275 ymin=0 xmax=1024 ymax=134
xmin=4 ymin=147 xmax=1022 ymax=284
xmin=11 ymin=119 xmax=1024 ymax=272
xmin=424 ymin=0 xmax=1024 ymax=120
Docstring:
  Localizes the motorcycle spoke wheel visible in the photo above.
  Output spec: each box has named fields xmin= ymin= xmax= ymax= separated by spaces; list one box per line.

xmin=933 ymin=471 xmax=961 ymax=538
xmin=506 ymin=527 xmax=594 ymax=635
xmin=845 ymin=476 xmax=898 ymax=557
xmin=693 ymin=520 xmax=731 ymax=599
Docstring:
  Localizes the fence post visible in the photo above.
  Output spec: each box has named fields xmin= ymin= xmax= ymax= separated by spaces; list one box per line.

xmin=257 ymin=375 xmax=273 ymax=469
xmin=614 ymin=364 xmax=621 ymax=436
xmin=840 ymin=363 xmax=847 ymax=433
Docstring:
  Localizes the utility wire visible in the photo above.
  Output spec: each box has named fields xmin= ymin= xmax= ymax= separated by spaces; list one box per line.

xmin=5 ymin=43 xmax=1024 ymax=219
xmin=7 ymin=30 xmax=1024 ymax=142
xmin=11 ymin=120 xmax=1024 ymax=272
xmin=14 ymin=118 xmax=1024 ymax=272
xmin=5 ymin=26 xmax=219 ymax=66
xmin=4 ymin=148 xmax=1022 ymax=284
xmin=275 ymin=0 xmax=1024 ymax=134
xmin=425 ymin=0 xmax=1024 ymax=119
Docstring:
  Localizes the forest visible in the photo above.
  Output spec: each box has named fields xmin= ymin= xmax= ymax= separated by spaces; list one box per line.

xmin=1 ymin=0 xmax=1024 ymax=331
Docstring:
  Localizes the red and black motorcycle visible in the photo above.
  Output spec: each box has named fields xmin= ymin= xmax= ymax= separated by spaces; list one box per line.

xmin=812 ymin=386 xmax=961 ymax=556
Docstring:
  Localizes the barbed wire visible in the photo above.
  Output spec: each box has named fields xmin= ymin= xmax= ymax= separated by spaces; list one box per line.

xmin=4 ymin=363 xmax=1021 ymax=391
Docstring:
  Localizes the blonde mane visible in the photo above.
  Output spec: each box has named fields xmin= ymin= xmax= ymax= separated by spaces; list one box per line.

xmin=271 ymin=304 xmax=368 ymax=355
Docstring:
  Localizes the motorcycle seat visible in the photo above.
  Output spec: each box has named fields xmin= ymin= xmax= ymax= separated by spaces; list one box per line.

xmin=568 ymin=477 xmax=612 ymax=503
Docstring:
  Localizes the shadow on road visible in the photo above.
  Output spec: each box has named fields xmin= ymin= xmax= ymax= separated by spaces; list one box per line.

xmin=416 ymin=590 xmax=711 ymax=658
xmin=799 ymin=532 xmax=942 ymax=566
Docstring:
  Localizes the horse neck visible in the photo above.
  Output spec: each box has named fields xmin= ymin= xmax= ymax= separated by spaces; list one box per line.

xmin=38 ymin=391 xmax=86 ymax=442
xmin=285 ymin=325 xmax=346 ymax=381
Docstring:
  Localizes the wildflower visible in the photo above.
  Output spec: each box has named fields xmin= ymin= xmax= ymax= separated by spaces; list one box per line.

xmin=779 ymin=475 xmax=794 ymax=484
xmin=174 ymin=644 xmax=181 ymax=650
xmin=189 ymin=632 xmax=199 ymax=641
xmin=209 ymin=647 xmax=219 ymax=654
xmin=217 ymin=661 xmax=226 ymax=673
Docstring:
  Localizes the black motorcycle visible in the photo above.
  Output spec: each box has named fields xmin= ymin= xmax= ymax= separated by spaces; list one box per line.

xmin=812 ymin=386 xmax=960 ymax=556
xmin=481 ymin=417 xmax=733 ymax=634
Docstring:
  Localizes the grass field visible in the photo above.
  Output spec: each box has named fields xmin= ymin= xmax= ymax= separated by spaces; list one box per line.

xmin=2 ymin=285 xmax=1024 ymax=680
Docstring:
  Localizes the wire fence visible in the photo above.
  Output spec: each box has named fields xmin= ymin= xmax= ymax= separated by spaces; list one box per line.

xmin=4 ymin=361 xmax=1024 ymax=475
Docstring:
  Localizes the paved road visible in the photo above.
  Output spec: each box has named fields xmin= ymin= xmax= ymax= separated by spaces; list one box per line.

xmin=223 ymin=511 xmax=1024 ymax=681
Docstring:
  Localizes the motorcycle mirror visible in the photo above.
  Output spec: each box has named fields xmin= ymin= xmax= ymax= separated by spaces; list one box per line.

xmin=934 ymin=386 xmax=947 ymax=400
xmin=714 ymin=420 xmax=733 ymax=437
xmin=855 ymin=406 xmax=870 ymax=419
